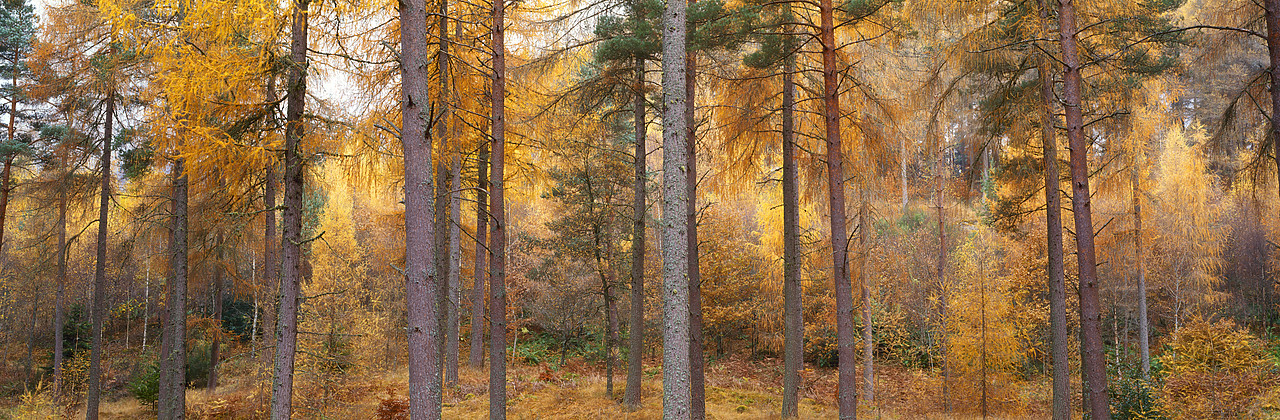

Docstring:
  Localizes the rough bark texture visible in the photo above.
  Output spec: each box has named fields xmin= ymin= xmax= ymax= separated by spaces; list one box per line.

xmin=661 ymin=0 xmax=692 ymax=415
xmin=433 ymin=156 xmax=450 ymax=381
xmin=159 ymin=154 xmax=188 ymax=420
xmin=780 ymin=50 xmax=802 ymax=419
xmin=859 ymin=188 xmax=873 ymax=403
xmin=1035 ymin=18 xmax=1070 ymax=417
xmin=1268 ymin=0 xmax=1280 ymax=199
xmin=1132 ymin=156 xmax=1149 ymax=380
xmin=685 ymin=49 xmax=705 ymax=420
xmin=400 ymin=0 xmax=443 ymax=414
xmin=470 ymin=144 xmax=489 ymax=367
xmin=0 ymin=70 xmax=15 ymax=251
xmin=209 ymin=222 xmax=225 ymax=390
xmin=820 ymin=0 xmax=857 ymax=415
xmin=446 ymin=155 xmax=462 ymax=385
xmin=87 ymin=94 xmax=115 ymax=420
xmin=53 ymin=182 xmax=67 ymax=398
xmin=270 ymin=2 xmax=308 ymax=416
xmin=624 ymin=55 xmax=647 ymax=411
xmin=489 ymin=0 xmax=509 ymax=415
xmin=1058 ymin=0 xmax=1110 ymax=416
xmin=262 ymin=81 xmax=279 ymax=366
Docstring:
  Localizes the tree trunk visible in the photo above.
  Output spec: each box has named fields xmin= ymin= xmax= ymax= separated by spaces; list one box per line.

xmin=1132 ymin=155 xmax=1149 ymax=380
xmin=0 ymin=69 xmax=16 ymax=251
xmin=53 ymin=189 xmax=67 ymax=398
xmin=87 ymin=93 xmax=116 ymax=420
xmin=1035 ymin=6 xmax=1070 ymax=414
xmin=685 ymin=49 xmax=706 ymax=420
xmin=780 ymin=44 xmax=802 ymax=420
xmin=489 ymin=0 xmax=509 ymax=415
xmin=1267 ymin=0 xmax=1280 ymax=199
xmin=1058 ymin=0 xmax=1110 ymax=416
xmin=470 ymin=143 xmax=489 ymax=367
xmin=936 ymin=120 xmax=949 ymax=414
xmin=434 ymin=156 xmax=451 ymax=380
xmin=859 ymin=187 xmax=873 ymax=403
xmin=440 ymin=2 xmax=462 ymax=385
xmin=209 ymin=222 xmax=225 ymax=391
xmin=159 ymin=154 xmax=189 ymax=420
xmin=270 ymin=1 xmax=308 ymax=416
xmin=624 ymin=55 xmax=647 ymax=411
xmin=661 ymin=0 xmax=692 ymax=415
xmin=820 ymin=0 xmax=857 ymax=415
xmin=262 ymin=80 xmax=279 ymax=368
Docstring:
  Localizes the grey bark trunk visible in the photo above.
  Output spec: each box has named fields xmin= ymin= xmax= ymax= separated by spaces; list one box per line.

xmin=1035 ymin=7 xmax=1070 ymax=414
xmin=489 ymin=0 xmax=509 ymax=415
xmin=53 ymin=189 xmax=66 ymax=398
xmin=780 ymin=46 xmax=802 ymax=419
xmin=209 ymin=222 xmax=225 ymax=391
xmin=820 ymin=0 xmax=857 ymax=415
xmin=86 ymin=93 xmax=115 ymax=420
xmin=1058 ymin=0 xmax=1110 ymax=416
xmin=159 ymin=155 xmax=189 ymax=420
xmin=470 ymin=144 xmax=489 ymax=367
xmin=624 ymin=56 xmax=647 ymax=411
xmin=685 ymin=49 xmax=705 ymax=420
xmin=1267 ymin=0 xmax=1280 ymax=200
xmin=1132 ymin=156 xmax=1149 ymax=380
xmin=400 ymin=0 xmax=443 ymax=414
xmin=859 ymin=188 xmax=873 ymax=403
xmin=440 ymin=2 xmax=462 ymax=385
xmin=661 ymin=0 xmax=692 ymax=414
xmin=270 ymin=1 xmax=308 ymax=416
xmin=262 ymin=80 xmax=279 ymax=367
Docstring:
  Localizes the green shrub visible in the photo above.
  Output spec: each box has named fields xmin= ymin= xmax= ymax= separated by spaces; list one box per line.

xmin=128 ymin=363 xmax=160 ymax=405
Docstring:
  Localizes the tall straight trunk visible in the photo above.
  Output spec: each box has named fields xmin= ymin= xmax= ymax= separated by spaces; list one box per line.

xmin=25 ymin=283 xmax=38 ymax=385
xmin=780 ymin=46 xmax=802 ymax=419
xmin=159 ymin=154 xmax=189 ymax=420
xmin=439 ymin=1 xmax=462 ymax=385
xmin=489 ymin=0 xmax=509 ymax=415
xmin=661 ymin=0 xmax=692 ymax=415
xmin=86 ymin=93 xmax=116 ymax=420
xmin=624 ymin=55 xmax=647 ymax=411
xmin=859 ymin=187 xmax=873 ymax=403
xmin=1035 ymin=6 xmax=1070 ymax=414
xmin=446 ymin=155 xmax=462 ymax=384
xmin=433 ymin=156 xmax=451 ymax=379
xmin=1267 ymin=0 xmax=1280 ymax=198
xmin=270 ymin=2 xmax=308 ymax=416
xmin=604 ymin=221 xmax=621 ymax=397
xmin=53 ymin=189 xmax=67 ymax=398
xmin=401 ymin=0 xmax=443 ymax=411
xmin=1058 ymin=0 xmax=1109 ymax=416
xmin=262 ymin=80 xmax=279 ymax=366
xmin=685 ymin=49 xmax=705 ymax=420
xmin=208 ymin=224 xmax=225 ymax=390
xmin=1132 ymin=156 xmax=1149 ymax=380
xmin=820 ymin=0 xmax=857 ymax=415
xmin=0 ymin=70 xmax=16 ymax=251
xmin=470 ymin=144 xmax=489 ymax=367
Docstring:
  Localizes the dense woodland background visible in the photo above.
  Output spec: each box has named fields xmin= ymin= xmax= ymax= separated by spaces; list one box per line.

xmin=1 ymin=0 xmax=1279 ymax=418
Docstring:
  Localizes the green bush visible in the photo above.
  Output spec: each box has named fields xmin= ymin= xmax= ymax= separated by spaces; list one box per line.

xmin=128 ymin=363 xmax=160 ymax=405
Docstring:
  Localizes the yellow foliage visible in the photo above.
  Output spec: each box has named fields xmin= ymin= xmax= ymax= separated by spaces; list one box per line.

xmin=1158 ymin=318 xmax=1279 ymax=419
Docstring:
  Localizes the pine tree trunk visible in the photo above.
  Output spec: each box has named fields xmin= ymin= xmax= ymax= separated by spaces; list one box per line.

xmin=662 ymin=0 xmax=692 ymax=414
xmin=489 ymin=0 xmax=509 ymax=415
xmin=685 ymin=49 xmax=705 ymax=420
xmin=0 ymin=70 xmax=15 ymax=251
xmin=86 ymin=93 xmax=115 ymax=420
xmin=209 ymin=224 xmax=225 ymax=391
xmin=1267 ymin=0 xmax=1280 ymax=198
xmin=270 ymin=2 xmax=308 ymax=416
xmin=53 ymin=189 xmax=67 ymax=398
xmin=1035 ymin=8 xmax=1070 ymax=414
xmin=1132 ymin=156 xmax=1149 ymax=380
xmin=159 ymin=154 xmax=189 ymax=420
xmin=262 ymin=80 xmax=279 ymax=368
xmin=440 ymin=3 xmax=462 ymax=385
xmin=624 ymin=55 xmax=647 ymax=411
xmin=820 ymin=0 xmax=857 ymax=414
xmin=433 ymin=156 xmax=451 ymax=378
xmin=470 ymin=144 xmax=489 ymax=367
xmin=780 ymin=44 xmax=802 ymax=420
xmin=859 ymin=188 xmax=873 ymax=403
xmin=1058 ymin=0 xmax=1110 ymax=416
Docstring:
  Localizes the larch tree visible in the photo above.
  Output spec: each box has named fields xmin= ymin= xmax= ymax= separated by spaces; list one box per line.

xmin=490 ymin=0 xmax=510 ymax=416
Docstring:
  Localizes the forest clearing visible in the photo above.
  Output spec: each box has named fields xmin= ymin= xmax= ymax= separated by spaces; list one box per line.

xmin=3 ymin=0 xmax=1280 ymax=417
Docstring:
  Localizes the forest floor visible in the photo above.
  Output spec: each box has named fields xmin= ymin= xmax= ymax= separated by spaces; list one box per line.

xmin=1 ymin=339 xmax=1074 ymax=419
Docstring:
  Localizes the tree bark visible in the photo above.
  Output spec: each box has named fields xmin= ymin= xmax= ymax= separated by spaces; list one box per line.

xmin=208 ymin=219 xmax=225 ymax=391
xmin=87 ymin=93 xmax=116 ymax=420
xmin=859 ymin=187 xmax=873 ymax=403
xmin=1035 ymin=5 xmax=1070 ymax=414
xmin=685 ymin=49 xmax=705 ymax=420
xmin=489 ymin=0 xmax=509 ymax=415
xmin=1267 ymin=0 xmax=1280 ymax=199
xmin=470 ymin=143 xmax=489 ymax=367
xmin=262 ymin=79 xmax=279 ymax=367
xmin=0 ymin=69 xmax=16 ymax=252
xmin=53 ymin=187 xmax=67 ymax=398
xmin=439 ymin=1 xmax=463 ymax=385
xmin=661 ymin=0 xmax=692 ymax=415
xmin=1132 ymin=154 xmax=1149 ymax=380
xmin=820 ymin=0 xmax=857 ymax=415
xmin=1058 ymin=0 xmax=1110 ymax=416
xmin=624 ymin=55 xmax=647 ymax=411
xmin=270 ymin=1 xmax=308 ymax=416
xmin=159 ymin=154 xmax=189 ymax=420
xmin=780 ymin=44 xmax=802 ymax=419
